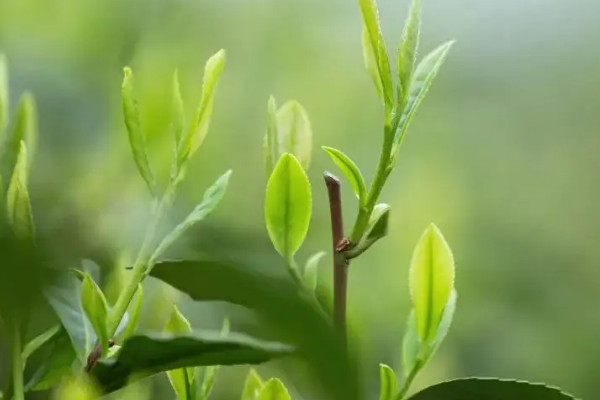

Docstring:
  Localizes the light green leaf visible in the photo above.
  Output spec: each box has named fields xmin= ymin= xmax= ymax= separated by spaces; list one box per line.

xmin=322 ymin=146 xmax=367 ymax=203
xmin=22 ymin=324 xmax=62 ymax=363
xmin=401 ymin=310 xmax=419 ymax=377
xmin=7 ymin=141 xmax=34 ymax=239
xmin=81 ymin=273 xmax=110 ymax=354
xmin=304 ymin=251 xmax=326 ymax=291
xmin=409 ymin=223 xmax=455 ymax=344
xmin=150 ymin=170 xmax=232 ymax=264
xmin=53 ymin=376 xmax=100 ymax=400
xmin=165 ymin=306 xmax=194 ymax=400
xmin=257 ymin=378 xmax=291 ymax=400
xmin=0 ymin=54 xmax=7 ymax=137
xmin=397 ymin=0 xmax=421 ymax=106
xmin=122 ymin=67 xmax=156 ymax=196
xmin=406 ymin=378 xmax=578 ymax=400
xmin=241 ymin=369 xmax=264 ymax=400
xmin=430 ymin=289 xmax=457 ymax=351
xmin=358 ymin=0 xmax=394 ymax=114
xmin=25 ymin=329 xmax=77 ymax=392
xmin=378 ymin=364 xmax=397 ymax=400
xmin=265 ymin=96 xmax=279 ymax=174
xmin=198 ymin=317 xmax=230 ymax=400
xmin=123 ymin=284 xmax=143 ymax=340
xmin=92 ymin=333 xmax=292 ymax=394
xmin=178 ymin=49 xmax=226 ymax=169
xmin=265 ymin=153 xmax=312 ymax=259
xmin=393 ymin=41 xmax=454 ymax=157
xmin=365 ymin=203 xmax=390 ymax=241
xmin=172 ymin=69 xmax=185 ymax=144
xmin=362 ymin=27 xmax=384 ymax=103
xmin=275 ymin=100 xmax=312 ymax=170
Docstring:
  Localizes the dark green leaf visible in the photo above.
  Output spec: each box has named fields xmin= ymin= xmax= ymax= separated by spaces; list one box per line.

xmin=378 ymin=364 xmax=397 ymax=400
xmin=407 ymin=378 xmax=579 ymax=400
xmin=92 ymin=333 xmax=292 ymax=393
xmin=25 ymin=329 xmax=77 ymax=392
xmin=322 ymin=146 xmax=367 ymax=203
xmin=265 ymin=153 xmax=312 ymax=259
xmin=122 ymin=67 xmax=156 ymax=196
xmin=164 ymin=306 xmax=194 ymax=400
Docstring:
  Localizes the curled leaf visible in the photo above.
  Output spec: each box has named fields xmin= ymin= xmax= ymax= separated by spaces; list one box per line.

xmin=322 ymin=146 xmax=367 ymax=204
xmin=7 ymin=141 xmax=34 ymax=239
xmin=81 ymin=274 xmax=110 ymax=354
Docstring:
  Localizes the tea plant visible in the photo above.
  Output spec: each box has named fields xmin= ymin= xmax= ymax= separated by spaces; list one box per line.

xmin=0 ymin=0 xmax=581 ymax=399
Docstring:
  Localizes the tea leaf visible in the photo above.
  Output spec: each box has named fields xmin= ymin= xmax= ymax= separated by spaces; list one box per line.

xmin=0 ymin=54 xmax=8 ymax=137
xmin=122 ymin=67 xmax=156 ymax=196
xmin=322 ymin=146 xmax=367 ymax=203
xmin=409 ymin=224 xmax=455 ymax=344
xmin=275 ymin=100 xmax=312 ymax=170
xmin=358 ymin=0 xmax=394 ymax=114
xmin=397 ymin=0 xmax=421 ymax=106
xmin=7 ymin=141 xmax=34 ymax=239
xmin=393 ymin=41 xmax=454 ymax=156
xmin=178 ymin=49 xmax=226 ymax=169
xmin=304 ymin=251 xmax=326 ymax=291
xmin=257 ymin=378 xmax=291 ymax=400
xmin=430 ymin=289 xmax=457 ymax=351
xmin=362 ymin=27 xmax=384 ymax=104
xmin=26 ymin=330 xmax=77 ymax=391
xmin=365 ymin=203 xmax=390 ymax=241
xmin=123 ymin=284 xmax=143 ymax=340
xmin=164 ymin=306 xmax=194 ymax=400
xmin=241 ymin=369 xmax=264 ymax=400
xmin=81 ymin=274 xmax=110 ymax=354
xmin=151 ymin=170 xmax=232 ymax=263
xmin=406 ymin=378 xmax=578 ymax=400
xmin=265 ymin=96 xmax=279 ymax=174
xmin=265 ymin=153 xmax=311 ymax=259
xmin=172 ymin=69 xmax=185 ymax=144
xmin=401 ymin=310 xmax=419 ymax=377
xmin=198 ymin=318 xmax=230 ymax=400
xmin=92 ymin=333 xmax=292 ymax=394
xmin=378 ymin=364 xmax=397 ymax=400
xmin=22 ymin=324 xmax=62 ymax=363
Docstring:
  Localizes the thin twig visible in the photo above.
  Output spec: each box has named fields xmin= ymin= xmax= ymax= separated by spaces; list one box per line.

xmin=324 ymin=172 xmax=350 ymax=345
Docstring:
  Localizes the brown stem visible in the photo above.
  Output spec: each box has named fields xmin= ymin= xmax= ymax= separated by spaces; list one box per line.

xmin=324 ymin=172 xmax=350 ymax=345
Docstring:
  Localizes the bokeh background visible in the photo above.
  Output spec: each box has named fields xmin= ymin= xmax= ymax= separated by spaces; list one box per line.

xmin=0 ymin=0 xmax=599 ymax=398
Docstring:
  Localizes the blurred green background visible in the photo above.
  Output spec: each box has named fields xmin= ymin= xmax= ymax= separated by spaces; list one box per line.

xmin=1 ymin=0 xmax=599 ymax=398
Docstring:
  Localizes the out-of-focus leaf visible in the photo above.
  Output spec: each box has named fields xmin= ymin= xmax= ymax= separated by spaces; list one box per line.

xmin=122 ymin=67 xmax=156 ymax=196
xmin=1 ymin=92 xmax=37 ymax=173
xmin=265 ymin=96 xmax=279 ymax=174
xmin=257 ymin=378 xmax=291 ymax=400
xmin=0 ymin=54 xmax=7 ymax=136
xmin=81 ymin=273 xmax=110 ymax=354
xmin=358 ymin=0 xmax=394 ymax=114
xmin=322 ymin=147 xmax=367 ymax=203
xmin=150 ymin=170 xmax=232 ymax=264
xmin=150 ymin=260 xmax=359 ymax=400
xmin=378 ymin=364 xmax=397 ymax=400
xmin=92 ymin=333 xmax=292 ymax=394
xmin=275 ymin=100 xmax=312 ymax=170
xmin=397 ymin=0 xmax=421 ymax=105
xmin=178 ymin=49 xmax=226 ymax=169
xmin=52 ymin=376 xmax=100 ymax=400
xmin=26 ymin=330 xmax=77 ymax=392
xmin=164 ymin=306 xmax=194 ymax=400
xmin=365 ymin=203 xmax=390 ymax=242
xmin=304 ymin=251 xmax=326 ymax=291
xmin=409 ymin=223 xmax=455 ymax=344
xmin=393 ymin=41 xmax=454 ymax=156
xmin=265 ymin=153 xmax=312 ymax=259
xmin=172 ymin=69 xmax=185 ymax=144
xmin=22 ymin=324 xmax=62 ymax=363
xmin=6 ymin=141 xmax=34 ymax=239
xmin=406 ymin=378 xmax=579 ymax=400
xmin=401 ymin=311 xmax=420 ymax=377
xmin=241 ymin=369 xmax=264 ymax=400
xmin=198 ymin=317 xmax=230 ymax=400
xmin=123 ymin=284 xmax=143 ymax=340
xmin=362 ymin=27 xmax=384 ymax=103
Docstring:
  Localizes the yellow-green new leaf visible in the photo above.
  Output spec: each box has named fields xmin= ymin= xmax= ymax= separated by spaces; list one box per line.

xmin=7 ymin=141 xmax=34 ymax=239
xmin=304 ymin=251 xmax=326 ymax=291
xmin=358 ymin=0 xmax=394 ymax=114
xmin=409 ymin=223 xmax=455 ymax=343
xmin=0 ymin=54 xmax=7 ymax=136
xmin=80 ymin=274 xmax=110 ymax=354
xmin=171 ymin=70 xmax=185 ymax=144
xmin=378 ymin=364 xmax=397 ymax=400
xmin=322 ymin=146 xmax=367 ymax=204
xmin=123 ymin=284 xmax=143 ymax=340
xmin=122 ymin=67 xmax=156 ymax=196
xmin=2 ymin=92 xmax=37 ymax=172
xmin=164 ymin=306 xmax=194 ymax=400
xmin=393 ymin=41 xmax=454 ymax=157
xmin=276 ymin=100 xmax=312 ymax=170
xmin=265 ymin=153 xmax=312 ymax=259
xmin=53 ymin=376 xmax=100 ymax=400
xmin=264 ymin=96 xmax=279 ymax=174
xmin=178 ymin=49 xmax=226 ymax=169
xmin=397 ymin=0 xmax=421 ymax=106
xmin=362 ymin=27 xmax=384 ymax=104
xmin=257 ymin=378 xmax=291 ymax=400
xmin=241 ymin=369 xmax=264 ymax=400
xmin=198 ymin=317 xmax=230 ymax=399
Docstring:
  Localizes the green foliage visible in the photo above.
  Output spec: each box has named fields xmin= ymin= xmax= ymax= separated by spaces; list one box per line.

xmin=92 ymin=333 xmax=292 ymax=394
xmin=241 ymin=369 xmax=264 ymax=400
xmin=304 ymin=251 xmax=326 ymax=291
xmin=164 ymin=306 xmax=194 ymax=400
xmin=397 ymin=0 xmax=421 ymax=105
xmin=406 ymin=379 xmax=579 ymax=400
xmin=0 ymin=54 xmax=8 ymax=137
xmin=80 ymin=274 xmax=110 ymax=354
xmin=378 ymin=364 xmax=397 ymax=400
xmin=122 ymin=67 xmax=156 ymax=196
xmin=171 ymin=70 xmax=185 ymax=145
xmin=264 ymin=153 xmax=312 ymax=260
xmin=1 ymin=92 xmax=37 ymax=174
xmin=6 ymin=141 xmax=34 ymax=239
xmin=322 ymin=146 xmax=367 ymax=204
xmin=257 ymin=378 xmax=291 ymax=400
xmin=21 ymin=325 xmax=62 ymax=363
xmin=197 ymin=318 xmax=230 ymax=400
xmin=409 ymin=223 xmax=455 ymax=344
xmin=122 ymin=284 xmax=143 ymax=340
